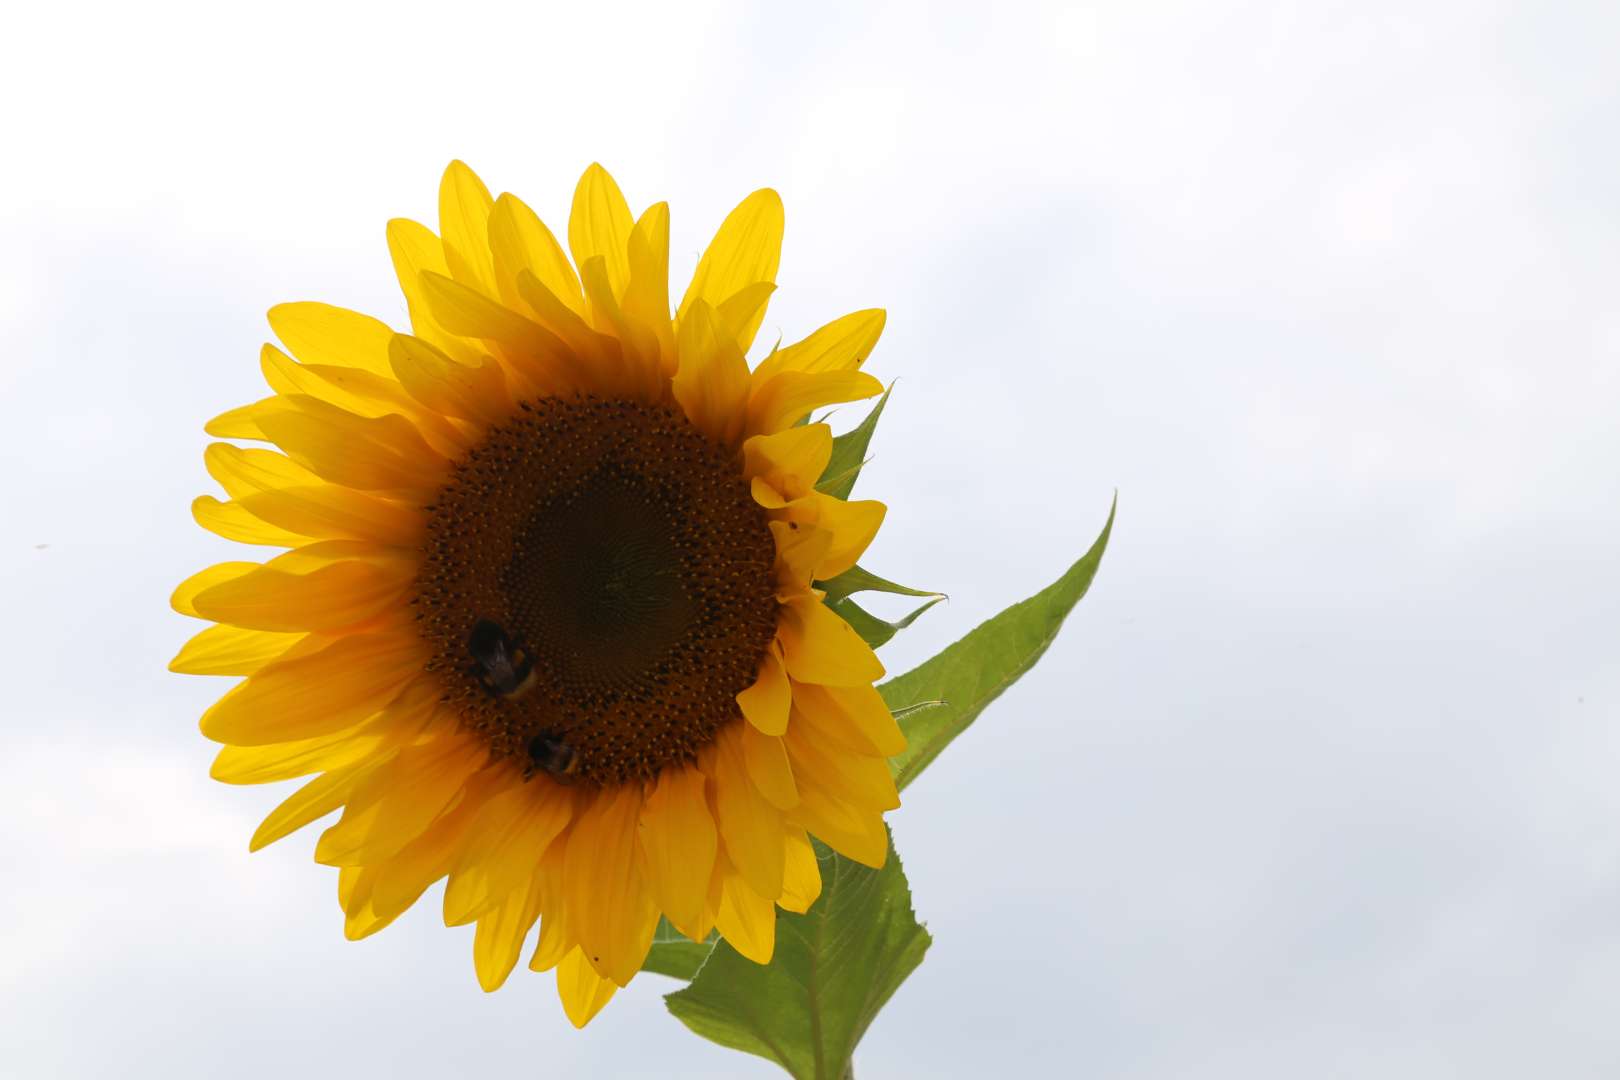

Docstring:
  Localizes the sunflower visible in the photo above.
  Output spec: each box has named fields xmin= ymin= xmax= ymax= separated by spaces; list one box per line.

xmin=171 ymin=162 xmax=905 ymax=1027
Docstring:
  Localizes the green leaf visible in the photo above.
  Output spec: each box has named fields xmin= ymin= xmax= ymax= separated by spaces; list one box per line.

xmin=817 ymin=563 xmax=940 ymax=606
xmin=642 ymin=918 xmax=719 ymax=980
xmin=829 ymin=595 xmax=945 ymax=649
xmin=880 ymin=497 xmax=1116 ymax=792
xmin=665 ymin=833 xmax=930 ymax=1080
xmin=817 ymin=384 xmax=892 ymax=500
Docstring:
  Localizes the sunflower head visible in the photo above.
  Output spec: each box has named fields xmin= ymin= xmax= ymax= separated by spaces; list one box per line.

xmin=172 ymin=161 xmax=905 ymax=1026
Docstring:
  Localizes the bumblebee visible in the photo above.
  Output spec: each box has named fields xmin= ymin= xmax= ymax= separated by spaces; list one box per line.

xmin=466 ymin=619 xmax=537 ymax=699
xmin=527 ymin=731 xmax=580 ymax=783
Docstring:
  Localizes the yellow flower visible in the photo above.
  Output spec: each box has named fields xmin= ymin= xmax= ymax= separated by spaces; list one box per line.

xmin=171 ymin=162 xmax=904 ymax=1027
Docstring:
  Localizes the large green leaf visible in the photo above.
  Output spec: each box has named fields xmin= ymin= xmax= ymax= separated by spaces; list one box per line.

xmin=816 ymin=385 xmax=892 ymax=500
xmin=880 ymin=498 xmax=1116 ymax=792
xmin=642 ymin=918 xmax=718 ymax=980
xmin=664 ymin=833 xmax=930 ymax=1080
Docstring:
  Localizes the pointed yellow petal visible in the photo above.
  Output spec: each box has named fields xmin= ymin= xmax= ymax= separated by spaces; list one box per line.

xmin=189 ymin=547 xmax=416 ymax=633
xmin=528 ymin=837 xmax=572 ymax=973
xmin=438 ymin=160 xmax=497 ymax=296
xmin=568 ymin=163 xmax=634 ymax=301
xmin=387 ymin=332 xmax=512 ymax=425
xmin=386 ymin=217 xmax=483 ymax=366
xmin=443 ymin=780 xmax=575 ymax=926
xmin=489 ymin=192 xmax=584 ymax=316
xmin=741 ymin=723 xmax=798 ymax=811
xmin=752 ymin=309 xmax=886 ymax=383
xmin=807 ymin=494 xmax=886 ymax=579
xmin=556 ymin=946 xmax=619 ymax=1028
xmin=742 ymin=424 xmax=833 ymax=498
xmin=191 ymin=496 xmax=310 ymax=547
xmin=786 ymin=707 xmax=899 ymax=813
xmin=791 ymin=681 xmax=905 ymax=758
xmin=200 ymin=634 xmax=424 ymax=745
xmin=417 ymin=271 xmax=584 ymax=395
xmin=205 ymin=398 xmax=274 ymax=440
xmin=255 ymin=396 xmax=449 ymax=498
xmin=769 ymin=520 xmax=834 ymax=593
xmin=637 ymin=764 xmax=716 ymax=938
xmin=267 ymin=302 xmax=396 ymax=377
xmin=748 ymin=369 xmax=883 ymax=436
xmin=315 ymin=734 xmax=487 ymax=866
xmin=579 ymin=255 xmax=661 ymax=396
xmin=473 ymin=875 xmax=544 ymax=992
xmin=368 ymin=769 xmax=504 ymax=921
xmin=172 ymin=561 xmax=257 ymax=618
xmin=170 ymin=623 xmax=304 ymax=676
xmin=735 ymin=644 xmax=789 ymax=736
xmin=203 ymin=443 xmax=315 ymax=497
xmin=679 ymin=188 xmax=783 ymax=353
xmin=713 ymin=861 xmax=776 ymax=965
xmin=671 ymin=299 xmax=749 ymax=445
xmin=563 ymin=784 xmax=659 ymax=986
xmin=708 ymin=726 xmax=785 ymax=901
xmin=623 ymin=201 xmax=675 ymax=374
xmin=778 ymin=827 xmax=822 ymax=914
xmin=777 ymin=595 xmax=885 ymax=687
xmin=234 ymin=486 xmax=423 ymax=548
xmin=249 ymin=760 xmax=375 ymax=851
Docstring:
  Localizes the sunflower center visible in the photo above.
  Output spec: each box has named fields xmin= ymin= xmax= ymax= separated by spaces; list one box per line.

xmin=415 ymin=397 xmax=778 ymax=786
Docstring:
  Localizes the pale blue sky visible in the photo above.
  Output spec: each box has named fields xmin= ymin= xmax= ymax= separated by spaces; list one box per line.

xmin=3 ymin=2 xmax=1618 ymax=1076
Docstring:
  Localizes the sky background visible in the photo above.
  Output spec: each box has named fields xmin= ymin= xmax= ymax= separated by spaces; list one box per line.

xmin=3 ymin=1 xmax=1618 ymax=1076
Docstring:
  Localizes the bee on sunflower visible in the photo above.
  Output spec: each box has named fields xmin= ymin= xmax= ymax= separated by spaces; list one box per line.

xmin=172 ymin=162 xmax=904 ymax=1027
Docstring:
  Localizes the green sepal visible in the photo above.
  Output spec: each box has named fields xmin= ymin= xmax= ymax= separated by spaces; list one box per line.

xmin=880 ymin=497 xmax=1115 ymax=792
xmin=816 ymin=563 xmax=941 ymax=605
xmin=829 ymin=595 xmax=945 ymax=649
xmin=664 ymin=831 xmax=930 ymax=1080
xmin=816 ymin=384 xmax=892 ymax=500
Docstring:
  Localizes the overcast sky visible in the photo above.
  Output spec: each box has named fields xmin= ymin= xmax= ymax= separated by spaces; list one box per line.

xmin=4 ymin=1 xmax=1618 ymax=1076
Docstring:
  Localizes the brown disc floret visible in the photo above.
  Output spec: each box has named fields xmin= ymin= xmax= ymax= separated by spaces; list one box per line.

xmin=414 ymin=396 xmax=779 ymax=786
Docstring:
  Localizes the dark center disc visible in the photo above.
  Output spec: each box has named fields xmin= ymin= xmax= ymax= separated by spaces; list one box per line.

xmin=414 ymin=396 xmax=779 ymax=785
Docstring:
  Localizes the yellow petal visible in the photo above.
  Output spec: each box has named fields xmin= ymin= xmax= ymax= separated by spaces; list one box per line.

xmin=791 ymin=680 xmax=905 ymax=758
xmin=790 ymin=799 xmax=888 ymax=869
xmin=786 ymin=707 xmax=899 ymax=813
xmin=205 ymin=398 xmax=275 ymax=440
xmin=563 ymin=783 xmax=659 ymax=986
xmin=528 ymin=837 xmax=572 ymax=973
xmin=267 ymin=302 xmax=396 ymax=377
xmin=189 ymin=547 xmax=415 ymax=633
xmin=623 ymin=201 xmax=675 ymax=374
xmin=191 ymin=496 xmax=310 ymax=547
xmin=716 ymin=282 xmax=777 ymax=347
xmin=489 ymin=192 xmax=584 ymax=315
xmin=708 ymin=727 xmax=785 ymax=901
xmin=234 ymin=485 xmax=423 ymax=547
xmin=770 ymin=520 xmax=833 ymax=592
xmin=387 ymin=332 xmax=512 ymax=425
xmin=203 ymin=443 xmax=315 ymax=497
xmin=741 ymin=723 xmax=799 ymax=811
xmin=249 ymin=760 xmax=375 ymax=852
xmin=678 ymin=188 xmax=783 ymax=354
xmin=386 ymin=217 xmax=483 ymax=366
xmin=778 ymin=827 xmax=822 ymax=914
xmin=556 ymin=946 xmax=618 ymax=1029
xmin=748 ymin=369 xmax=884 ymax=436
xmin=579 ymin=255 xmax=661 ymax=396
xmin=370 ymin=770 xmax=504 ymax=922
xmin=568 ymin=163 xmax=634 ymax=301
xmin=210 ymin=720 xmax=393 ymax=786
xmin=752 ymin=308 xmax=886 ymax=383
xmin=807 ymin=494 xmax=886 ymax=579
xmin=473 ymin=875 xmax=544 ymax=992
xmin=199 ymin=634 xmax=424 ymax=745
xmin=258 ymin=344 xmax=463 ymax=453
xmin=443 ymin=780 xmax=575 ymax=926
xmin=713 ymin=860 xmax=776 ymax=965
xmin=671 ymin=299 xmax=750 ymax=446
xmin=735 ymin=644 xmax=789 ymax=736
xmin=438 ymin=160 xmax=497 ymax=296
xmin=742 ymin=424 xmax=833 ymax=498
xmin=315 ymin=733 xmax=487 ymax=866
xmin=255 ymin=396 xmax=449 ymax=498
xmin=417 ymin=271 xmax=584 ymax=396
xmin=637 ymin=764 xmax=717 ymax=938
xmin=777 ymin=594 xmax=885 ymax=687
xmin=172 ymin=561 xmax=257 ymax=618
xmin=170 ymin=623 xmax=304 ymax=676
